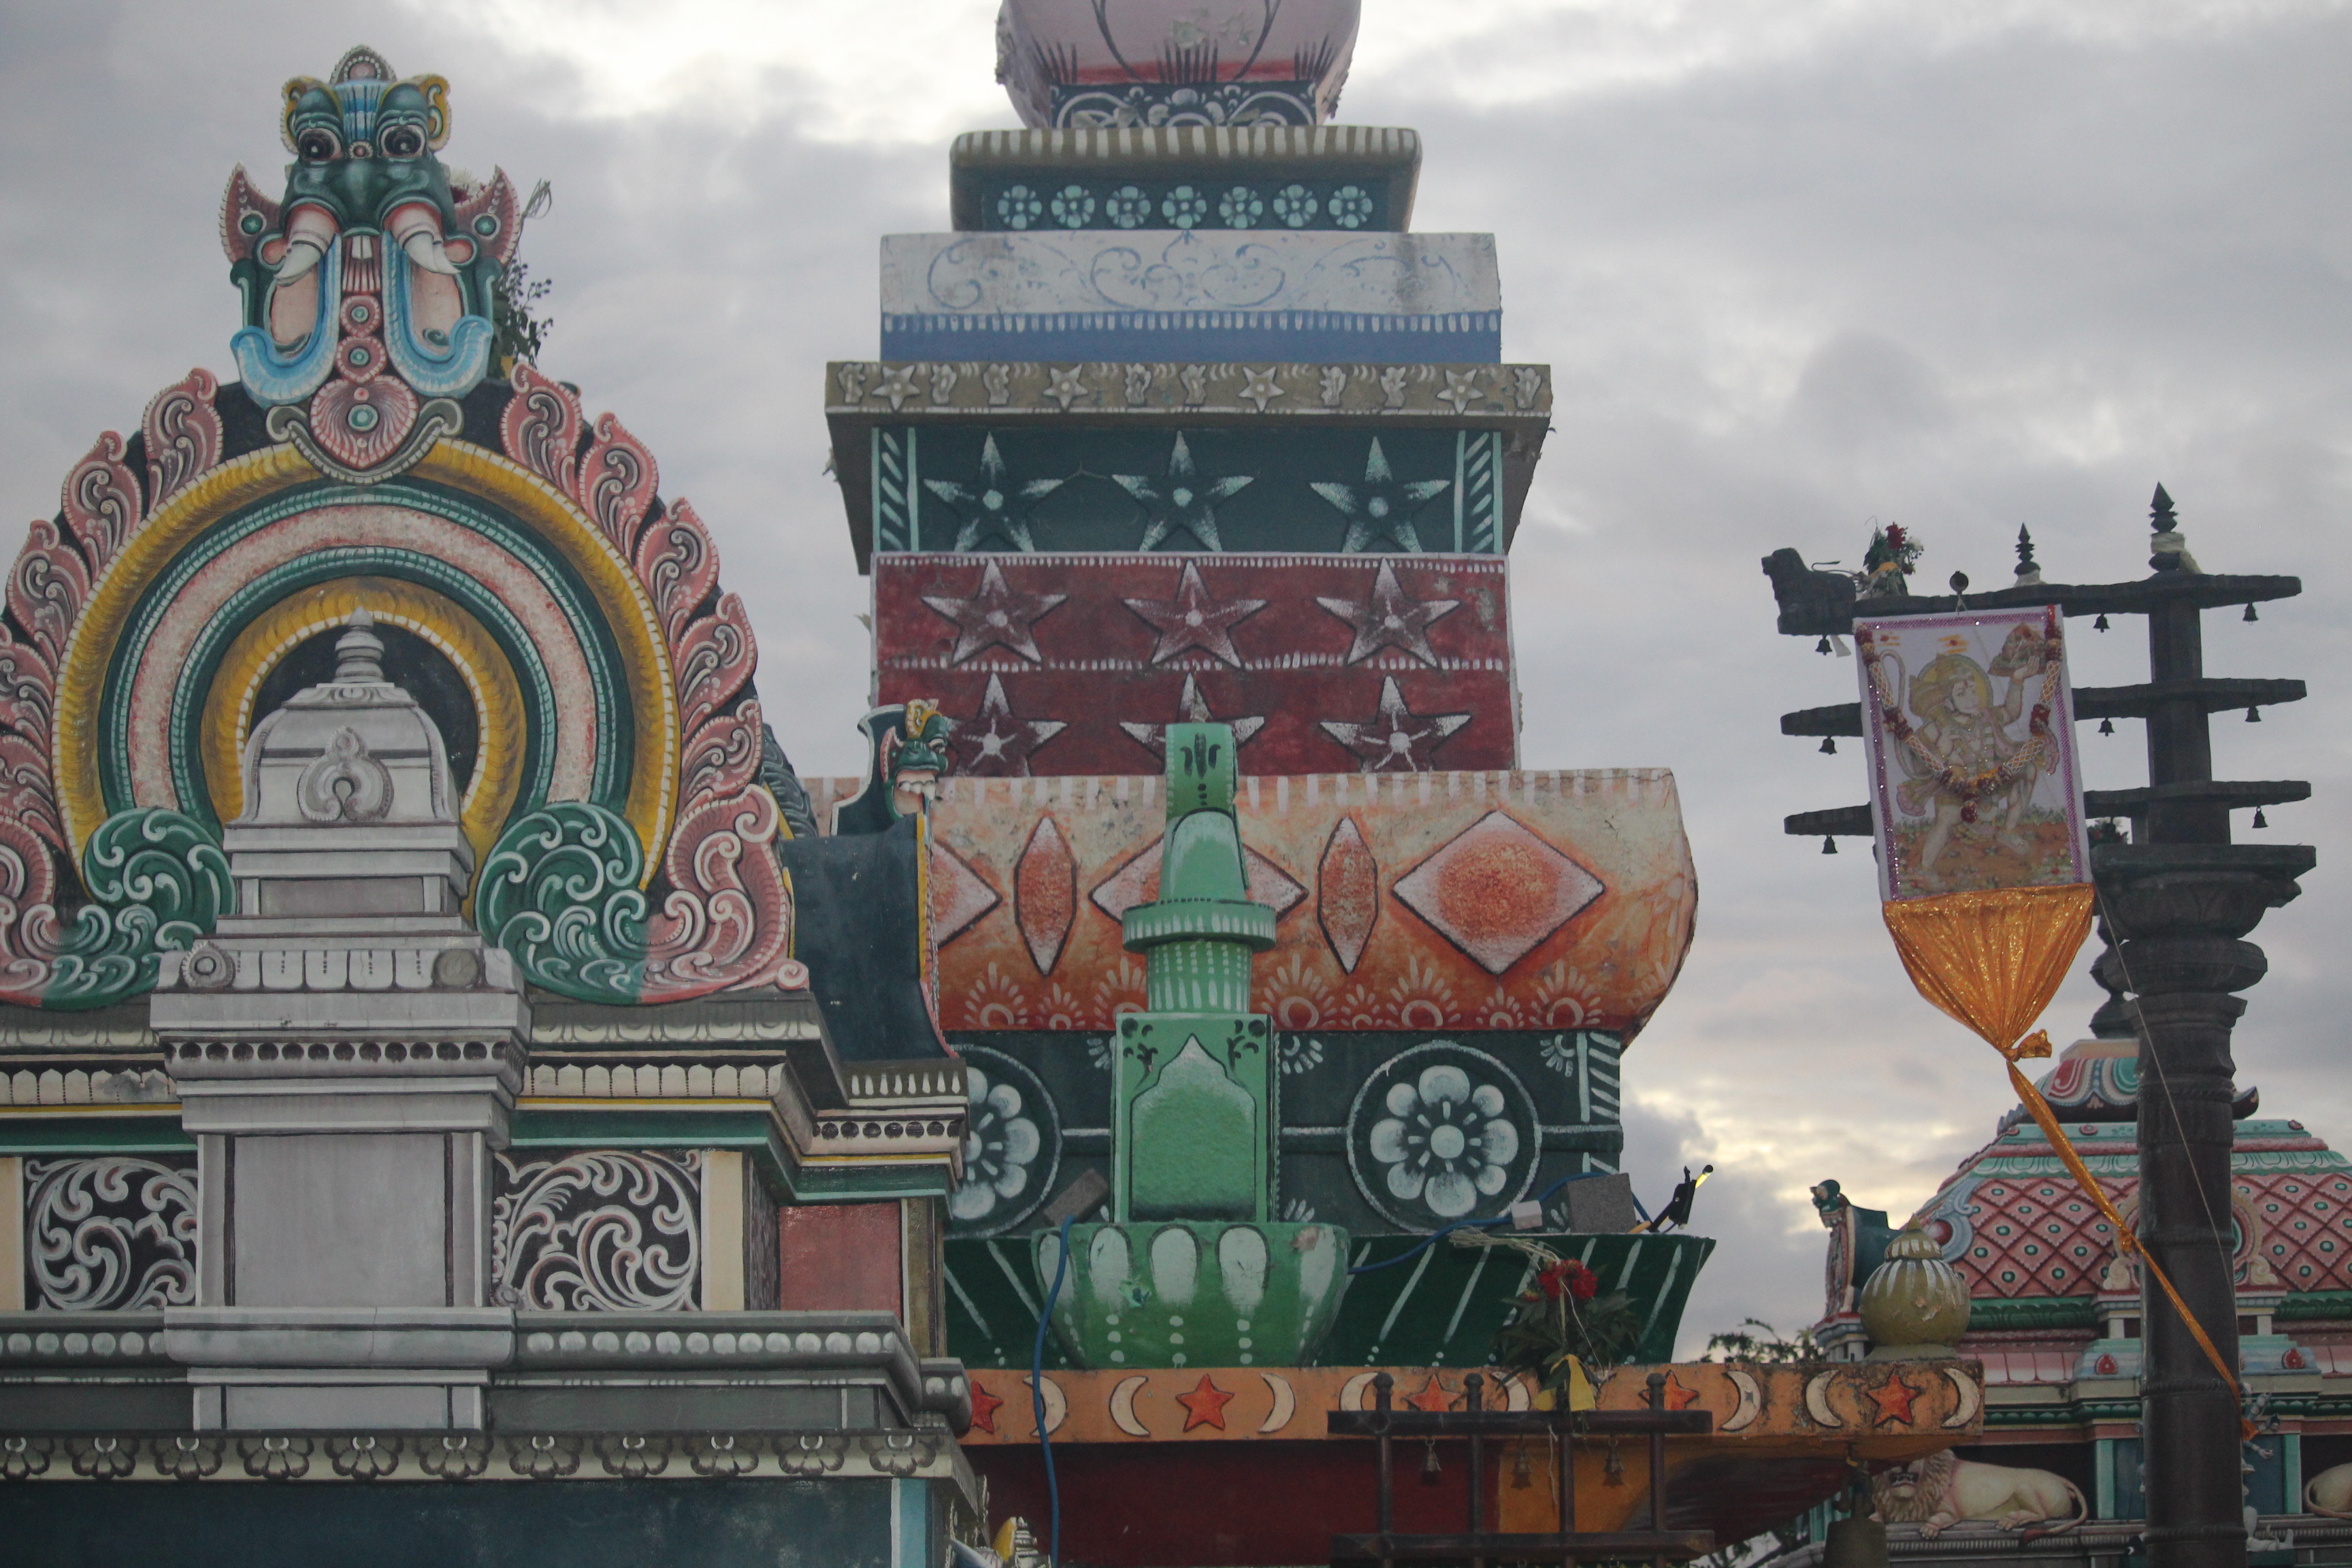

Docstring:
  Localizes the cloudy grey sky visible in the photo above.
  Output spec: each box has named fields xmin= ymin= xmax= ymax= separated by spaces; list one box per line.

xmin=3 ymin=0 xmax=2347 ymax=1352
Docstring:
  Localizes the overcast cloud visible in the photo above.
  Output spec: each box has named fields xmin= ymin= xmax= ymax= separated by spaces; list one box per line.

xmin=3 ymin=0 xmax=2347 ymax=1353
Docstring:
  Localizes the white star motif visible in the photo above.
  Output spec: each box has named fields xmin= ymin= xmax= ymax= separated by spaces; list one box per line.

xmin=1310 ymin=438 xmax=1452 ymax=553
xmin=921 ymin=561 xmax=1067 ymax=664
xmin=1319 ymin=677 xmax=1471 ymax=773
xmin=1316 ymin=561 xmax=1459 ymax=666
xmin=876 ymin=365 xmax=921 ymax=410
xmin=1239 ymin=366 xmax=1286 ymax=412
xmin=1437 ymin=369 xmax=1484 ymax=414
xmin=1043 ymin=365 xmax=1092 ymax=411
xmin=1122 ymin=561 xmax=1267 ymax=666
xmin=946 ymin=674 xmax=1066 ymax=777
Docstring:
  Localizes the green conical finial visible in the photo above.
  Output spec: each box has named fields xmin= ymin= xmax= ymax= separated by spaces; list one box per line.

xmin=1036 ymin=723 xmax=1352 ymax=1369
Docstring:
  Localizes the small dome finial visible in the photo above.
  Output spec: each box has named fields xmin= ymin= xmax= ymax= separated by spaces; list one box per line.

xmin=335 ymin=607 xmax=386 ymax=683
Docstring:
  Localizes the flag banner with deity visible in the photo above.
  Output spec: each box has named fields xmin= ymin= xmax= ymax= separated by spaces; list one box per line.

xmin=1855 ymin=605 xmax=2249 ymax=1424
xmin=1856 ymin=606 xmax=2089 ymax=904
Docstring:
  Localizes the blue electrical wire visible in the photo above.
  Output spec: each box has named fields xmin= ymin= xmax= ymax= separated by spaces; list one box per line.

xmin=1345 ymin=1171 xmax=1652 ymax=1275
xmin=1032 ymin=1213 xmax=1075 ymax=1565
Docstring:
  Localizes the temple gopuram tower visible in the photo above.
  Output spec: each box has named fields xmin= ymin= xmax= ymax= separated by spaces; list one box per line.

xmin=0 ymin=45 xmax=979 ymax=1568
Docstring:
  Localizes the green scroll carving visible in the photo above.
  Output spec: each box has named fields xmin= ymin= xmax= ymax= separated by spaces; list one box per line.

xmin=476 ymin=801 xmax=648 ymax=1003
xmin=46 ymin=808 xmax=233 ymax=1011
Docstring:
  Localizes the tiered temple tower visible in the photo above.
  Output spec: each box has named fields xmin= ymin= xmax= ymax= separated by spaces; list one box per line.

xmin=0 ymin=44 xmax=978 ymax=1568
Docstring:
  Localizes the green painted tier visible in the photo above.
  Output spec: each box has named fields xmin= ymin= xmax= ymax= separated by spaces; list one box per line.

xmin=945 ymin=1230 xmax=1714 ymax=1371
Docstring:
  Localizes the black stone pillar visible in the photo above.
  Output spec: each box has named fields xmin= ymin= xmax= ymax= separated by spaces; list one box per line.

xmin=2100 ymin=849 xmax=2307 ymax=1568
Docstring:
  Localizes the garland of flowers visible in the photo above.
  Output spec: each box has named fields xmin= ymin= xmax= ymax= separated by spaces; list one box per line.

xmin=1452 ymin=1232 xmax=1638 ymax=1401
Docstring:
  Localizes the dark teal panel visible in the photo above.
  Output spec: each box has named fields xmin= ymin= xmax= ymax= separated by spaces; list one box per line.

xmin=872 ymin=427 xmax=1505 ymax=556
xmin=968 ymin=174 xmax=1402 ymax=233
xmin=0 ymin=1477 xmax=895 ymax=1568
xmin=944 ymin=1230 xmax=1714 ymax=1371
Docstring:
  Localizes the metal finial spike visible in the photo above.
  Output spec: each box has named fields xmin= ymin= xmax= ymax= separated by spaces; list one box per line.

xmin=1822 ymin=836 xmax=1838 ymax=855
xmin=2150 ymin=483 xmax=2176 ymax=530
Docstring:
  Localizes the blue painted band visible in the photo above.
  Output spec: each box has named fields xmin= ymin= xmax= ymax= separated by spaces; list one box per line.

xmin=882 ymin=311 xmax=1501 ymax=366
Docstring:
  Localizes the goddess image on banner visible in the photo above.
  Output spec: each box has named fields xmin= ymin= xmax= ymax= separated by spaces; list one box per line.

xmin=1857 ymin=606 xmax=2089 ymax=902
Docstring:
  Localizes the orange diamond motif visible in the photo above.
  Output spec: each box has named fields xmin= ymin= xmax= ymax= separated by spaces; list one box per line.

xmin=928 ymin=841 xmax=1000 ymax=948
xmin=1392 ymin=811 xmax=1603 ymax=975
xmin=1014 ymin=815 xmax=1076 ymax=975
xmin=1316 ymin=816 xmax=1379 ymax=973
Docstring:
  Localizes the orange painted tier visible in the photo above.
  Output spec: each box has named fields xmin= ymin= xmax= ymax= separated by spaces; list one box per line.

xmin=961 ymin=1360 xmax=1983 ymax=1566
xmin=803 ymin=768 xmax=1698 ymax=1036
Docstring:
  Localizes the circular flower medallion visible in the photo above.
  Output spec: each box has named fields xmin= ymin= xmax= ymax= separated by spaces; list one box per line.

xmin=1218 ymin=185 xmax=1264 ymax=228
xmin=1161 ymin=184 xmax=1209 ymax=229
xmin=1105 ymin=184 xmax=1152 ymax=229
xmin=1330 ymin=184 xmax=1375 ymax=229
xmin=995 ymin=184 xmax=1044 ymax=231
xmin=948 ymin=1047 xmax=1059 ymax=1237
xmin=1051 ymin=184 xmax=1097 ymax=228
xmin=1346 ymin=1041 xmax=1537 ymax=1230
xmin=1271 ymin=183 xmax=1320 ymax=227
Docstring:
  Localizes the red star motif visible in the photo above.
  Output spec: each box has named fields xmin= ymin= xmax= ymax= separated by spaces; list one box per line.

xmin=1117 ymin=674 xmax=1266 ymax=757
xmin=1405 ymin=1377 xmax=1454 ymax=1413
xmin=921 ymin=561 xmax=1067 ymax=666
xmin=966 ymin=1377 xmax=1005 ymax=1435
xmin=1318 ymin=677 xmax=1471 ymax=773
xmin=1657 ymin=1372 xmax=1701 ymax=1411
xmin=1316 ymin=561 xmax=1459 ymax=666
xmin=1122 ymin=561 xmax=1267 ymax=667
xmin=1868 ymin=1374 xmax=1919 ymax=1426
xmin=945 ymin=674 xmax=1066 ymax=777
xmin=1175 ymin=1373 xmax=1237 ymax=1432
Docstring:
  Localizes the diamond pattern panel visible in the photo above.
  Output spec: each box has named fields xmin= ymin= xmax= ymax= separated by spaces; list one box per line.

xmin=2242 ymin=1171 xmax=2352 ymax=1291
xmin=1953 ymin=1175 xmax=2125 ymax=1299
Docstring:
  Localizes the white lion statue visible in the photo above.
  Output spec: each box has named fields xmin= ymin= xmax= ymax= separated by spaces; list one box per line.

xmin=1872 ymin=1452 xmax=2088 ymax=1537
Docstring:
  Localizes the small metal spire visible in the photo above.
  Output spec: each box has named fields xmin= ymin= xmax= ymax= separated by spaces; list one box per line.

xmin=2013 ymin=525 xmax=2042 ymax=587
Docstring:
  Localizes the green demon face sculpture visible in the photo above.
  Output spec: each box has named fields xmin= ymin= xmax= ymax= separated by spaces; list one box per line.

xmin=221 ymin=46 xmax=521 ymax=451
xmin=834 ymin=701 xmax=954 ymax=836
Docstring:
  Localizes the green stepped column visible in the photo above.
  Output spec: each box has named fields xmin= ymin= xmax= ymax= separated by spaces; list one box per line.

xmin=1040 ymin=725 xmax=1350 ymax=1369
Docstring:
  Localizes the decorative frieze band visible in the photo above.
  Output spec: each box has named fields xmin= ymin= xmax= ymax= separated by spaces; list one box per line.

xmin=0 ymin=1428 xmax=961 ymax=1484
xmin=828 ymin=359 xmax=1550 ymax=419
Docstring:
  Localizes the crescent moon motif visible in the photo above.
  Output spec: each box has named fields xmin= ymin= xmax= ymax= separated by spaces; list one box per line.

xmin=1109 ymin=1375 xmax=1150 ymax=1438
xmin=1025 ymin=1375 xmax=1068 ymax=1436
xmin=1339 ymin=1371 xmax=1379 ymax=1412
xmin=1804 ymin=1370 xmax=1844 ymax=1429
xmin=1258 ymin=1372 xmax=1298 ymax=1435
xmin=1942 ymin=1366 xmax=1982 ymax=1430
xmin=1722 ymin=1369 xmax=1763 ymax=1433
xmin=1503 ymin=1373 xmax=1531 ymax=1412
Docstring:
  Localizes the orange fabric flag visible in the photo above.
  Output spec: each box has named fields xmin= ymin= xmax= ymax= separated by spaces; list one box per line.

xmin=1882 ymin=882 xmax=2249 ymax=1437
